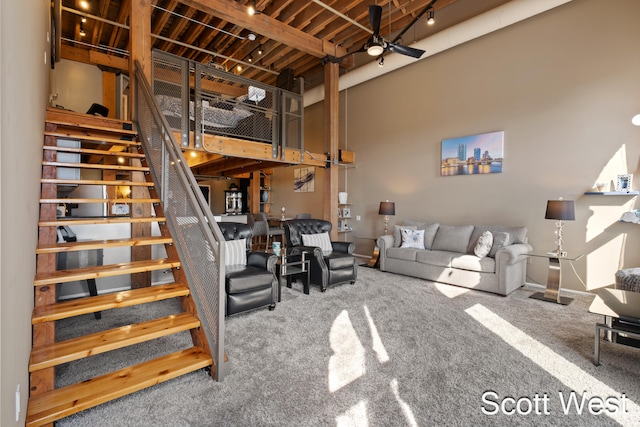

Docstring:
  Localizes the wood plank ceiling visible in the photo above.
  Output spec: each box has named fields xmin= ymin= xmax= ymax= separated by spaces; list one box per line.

xmin=59 ymin=0 xmax=510 ymax=91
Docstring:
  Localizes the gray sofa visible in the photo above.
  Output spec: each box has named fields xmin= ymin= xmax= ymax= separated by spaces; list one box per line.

xmin=377 ymin=221 xmax=532 ymax=296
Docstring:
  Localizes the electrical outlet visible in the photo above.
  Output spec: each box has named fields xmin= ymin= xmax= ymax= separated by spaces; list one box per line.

xmin=15 ymin=384 xmax=20 ymax=422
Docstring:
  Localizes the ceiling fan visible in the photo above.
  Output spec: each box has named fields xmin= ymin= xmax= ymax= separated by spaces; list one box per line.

xmin=363 ymin=4 xmax=426 ymax=59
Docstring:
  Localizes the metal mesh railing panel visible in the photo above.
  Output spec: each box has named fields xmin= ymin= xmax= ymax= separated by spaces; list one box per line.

xmin=135 ymin=65 xmax=228 ymax=380
xmin=281 ymin=91 xmax=303 ymax=153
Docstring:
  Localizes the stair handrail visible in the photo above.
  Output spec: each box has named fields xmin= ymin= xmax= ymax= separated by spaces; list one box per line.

xmin=133 ymin=63 xmax=229 ymax=381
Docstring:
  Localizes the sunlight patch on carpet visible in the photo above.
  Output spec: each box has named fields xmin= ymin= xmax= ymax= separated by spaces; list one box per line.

xmin=336 ymin=400 xmax=369 ymax=427
xmin=390 ymin=378 xmax=418 ymax=427
xmin=329 ymin=310 xmax=366 ymax=392
xmin=364 ymin=305 xmax=389 ymax=364
xmin=434 ymin=282 xmax=470 ymax=298
xmin=466 ymin=304 xmax=639 ymax=426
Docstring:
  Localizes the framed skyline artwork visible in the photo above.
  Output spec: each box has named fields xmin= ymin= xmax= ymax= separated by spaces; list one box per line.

xmin=441 ymin=131 xmax=504 ymax=177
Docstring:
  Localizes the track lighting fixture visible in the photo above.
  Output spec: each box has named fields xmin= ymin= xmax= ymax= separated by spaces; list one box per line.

xmin=247 ymin=0 xmax=259 ymax=16
xmin=427 ymin=8 xmax=435 ymax=25
xmin=79 ymin=23 xmax=86 ymax=37
xmin=257 ymin=45 xmax=263 ymax=55
xmin=247 ymin=55 xmax=253 ymax=63
xmin=80 ymin=0 xmax=90 ymax=10
xmin=237 ymin=64 xmax=243 ymax=72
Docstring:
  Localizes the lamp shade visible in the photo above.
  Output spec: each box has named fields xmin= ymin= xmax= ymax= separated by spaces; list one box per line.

xmin=545 ymin=200 xmax=575 ymax=221
xmin=379 ymin=201 xmax=395 ymax=216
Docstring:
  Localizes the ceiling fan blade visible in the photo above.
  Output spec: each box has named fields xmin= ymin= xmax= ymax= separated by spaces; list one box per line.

xmin=369 ymin=5 xmax=382 ymax=35
xmin=387 ymin=42 xmax=425 ymax=59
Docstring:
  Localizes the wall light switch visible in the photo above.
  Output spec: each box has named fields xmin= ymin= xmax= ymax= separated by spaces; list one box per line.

xmin=356 ymin=215 xmax=361 ymax=221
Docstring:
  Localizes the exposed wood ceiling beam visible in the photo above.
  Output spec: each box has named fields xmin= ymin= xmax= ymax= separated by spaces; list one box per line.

xmin=180 ymin=0 xmax=348 ymax=59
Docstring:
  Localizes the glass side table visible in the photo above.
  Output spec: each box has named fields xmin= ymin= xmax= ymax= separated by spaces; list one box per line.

xmin=270 ymin=250 xmax=310 ymax=301
xmin=528 ymin=252 xmax=583 ymax=305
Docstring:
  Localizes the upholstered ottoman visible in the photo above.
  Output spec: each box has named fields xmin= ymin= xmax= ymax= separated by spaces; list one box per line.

xmin=615 ymin=268 xmax=640 ymax=293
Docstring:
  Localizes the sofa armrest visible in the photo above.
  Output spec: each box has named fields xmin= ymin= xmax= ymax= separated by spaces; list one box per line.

xmin=376 ymin=235 xmax=394 ymax=270
xmin=495 ymin=243 xmax=532 ymax=265
xmin=331 ymin=241 xmax=355 ymax=254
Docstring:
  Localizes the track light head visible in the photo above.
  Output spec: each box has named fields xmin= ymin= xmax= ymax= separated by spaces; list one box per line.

xmin=378 ymin=57 xmax=384 ymax=67
xmin=427 ymin=8 xmax=435 ymax=25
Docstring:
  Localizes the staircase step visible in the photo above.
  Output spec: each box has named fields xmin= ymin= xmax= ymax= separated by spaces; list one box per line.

xmin=32 ymin=283 xmax=190 ymax=323
xmin=34 ymin=259 xmax=180 ymax=286
xmin=42 ymin=161 xmax=148 ymax=172
xmin=26 ymin=346 xmax=212 ymax=427
xmin=39 ymin=216 xmax=165 ymax=227
xmin=40 ymin=198 xmax=160 ymax=205
xmin=43 ymin=145 xmax=145 ymax=158
xmin=30 ymin=312 xmax=200 ymax=372
xmin=44 ymin=120 xmax=138 ymax=136
xmin=41 ymin=178 xmax=154 ymax=187
xmin=44 ymin=131 xmax=139 ymax=147
xmin=37 ymin=236 xmax=173 ymax=254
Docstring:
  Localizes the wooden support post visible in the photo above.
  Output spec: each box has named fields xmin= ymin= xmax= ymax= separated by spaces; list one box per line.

xmin=102 ymin=71 xmax=117 ymax=118
xmin=129 ymin=0 xmax=151 ymax=120
xmin=250 ymin=171 xmax=260 ymax=214
xmin=323 ymin=61 xmax=339 ymax=239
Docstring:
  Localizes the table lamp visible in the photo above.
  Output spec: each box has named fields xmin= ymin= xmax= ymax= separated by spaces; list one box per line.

xmin=545 ymin=198 xmax=575 ymax=257
xmin=378 ymin=200 xmax=395 ymax=235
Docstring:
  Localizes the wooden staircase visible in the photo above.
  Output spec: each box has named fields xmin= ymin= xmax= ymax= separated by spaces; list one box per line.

xmin=27 ymin=108 xmax=213 ymax=426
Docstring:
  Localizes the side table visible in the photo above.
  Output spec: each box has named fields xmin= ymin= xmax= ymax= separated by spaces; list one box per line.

xmin=273 ymin=251 xmax=310 ymax=301
xmin=355 ymin=236 xmax=380 ymax=268
xmin=588 ymin=288 xmax=640 ymax=365
xmin=528 ymin=252 xmax=583 ymax=305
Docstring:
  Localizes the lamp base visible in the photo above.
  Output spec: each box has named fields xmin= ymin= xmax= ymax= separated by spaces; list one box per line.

xmin=529 ymin=292 xmax=573 ymax=305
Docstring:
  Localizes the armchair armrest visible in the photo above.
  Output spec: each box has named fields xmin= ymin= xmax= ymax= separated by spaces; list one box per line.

xmin=331 ymin=241 xmax=355 ymax=254
xmin=248 ymin=251 xmax=277 ymax=272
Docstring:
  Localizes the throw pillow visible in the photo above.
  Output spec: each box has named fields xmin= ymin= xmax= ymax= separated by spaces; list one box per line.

xmin=400 ymin=228 xmax=425 ymax=249
xmin=393 ymin=225 xmax=416 ymax=247
xmin=474 ymin=231 xmax=493 ymax=258
xmin=302 ymin=232 xmax=333 ymax=254
xmin=489 ymin=232 xmax=511 ymax=257
xmin=225 ymin=239 xmax=247 ymax=266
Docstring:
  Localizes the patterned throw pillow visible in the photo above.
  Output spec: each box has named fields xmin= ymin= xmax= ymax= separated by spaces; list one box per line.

xmin=393 ymin=225 xmax=417 ymax=247
xmin=400 ymin=228 xmax=425 ymax=249
xmin=474 ymin=231 xmax=493 ymax=258
xmin=489 ymin=232 xmax=511 ymax=257
xmin=225 ymin=239 xmax=247 ymax=266
xmin=302 ymin=232 xmax=333 ymax=254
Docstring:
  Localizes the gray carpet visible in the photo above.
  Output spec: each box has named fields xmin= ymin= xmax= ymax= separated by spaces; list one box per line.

xmin=55 ymin=268 xmax=640 ymax=426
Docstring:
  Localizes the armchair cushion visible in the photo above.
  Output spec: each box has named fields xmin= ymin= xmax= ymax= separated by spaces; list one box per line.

xmin=225 ymin=239 xmax=247 ymax=266
xmin=302 ymin=232 xmax=332 ymax=253
xmin=226 ymin=265 xmax=274 ymax=294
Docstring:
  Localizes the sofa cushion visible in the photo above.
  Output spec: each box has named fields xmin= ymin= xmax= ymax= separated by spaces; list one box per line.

xmin=387 ymin=247 xmax=419 ymax=262
xmin=400 ymin=228 xmax=425 ymax=249
xmin=467 ymin=226 xmax=528 ymax=254
xmin=431 ymin=225 xmax=475 ymax=253
xmin=474 ymin=231 xmax=493 ymax=258
xmin=489 ymin=231 xmax=511 ymax=257
xmin=451 ymin=254 xmax=496 ymax=273
xmin=393 ymin=225 xmax=416 ymax=247
xmin=403 ymin=220 xmax=440 ymax=249
xmin=416 ymin=250 xmax=455 ymax=268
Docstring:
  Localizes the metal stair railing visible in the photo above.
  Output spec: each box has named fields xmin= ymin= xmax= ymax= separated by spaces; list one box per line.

xmin=134 ymin=63 xmax=229 ymax=381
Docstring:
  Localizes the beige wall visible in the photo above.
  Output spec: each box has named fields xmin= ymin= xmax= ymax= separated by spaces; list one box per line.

xmin=0 ymin=0 xmax=50 ymax=424
xmin=50 ymin=59 xmax=103 ymax=113
xmin=281 ymin=0 xmax=640 ymax=292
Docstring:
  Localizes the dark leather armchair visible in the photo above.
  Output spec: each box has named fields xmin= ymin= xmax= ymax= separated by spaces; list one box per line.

xmin=284 ymin=219 xmax=357 ymax=292
xmin=218 ymin=222 xmax=278 ymax=316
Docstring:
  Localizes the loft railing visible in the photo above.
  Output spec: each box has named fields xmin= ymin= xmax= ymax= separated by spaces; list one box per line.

xmin=134 ymin=63 xmax=229 ymax=381
xmin=152 ymin=50 xmax=304 ymax=161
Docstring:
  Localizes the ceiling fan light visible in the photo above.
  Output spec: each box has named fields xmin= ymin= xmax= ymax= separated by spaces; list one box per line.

xmin=367 ymin=44 xmax=384 ymax=57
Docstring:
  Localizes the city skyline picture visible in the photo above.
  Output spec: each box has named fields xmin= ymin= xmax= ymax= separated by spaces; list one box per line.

xmin=441 ymin=131 xmax=504 ymax=176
